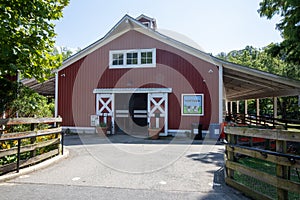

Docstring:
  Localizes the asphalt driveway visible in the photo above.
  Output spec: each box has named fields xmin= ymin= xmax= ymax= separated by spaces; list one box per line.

xmin=0 ymin=134 xmax=248 ymax=200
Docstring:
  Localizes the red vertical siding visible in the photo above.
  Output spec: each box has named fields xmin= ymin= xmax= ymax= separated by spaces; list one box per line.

xmin=58 ymin=30 xmax=219 ymax=130
xmin=58 ymin=58 xmax=84 ymax=126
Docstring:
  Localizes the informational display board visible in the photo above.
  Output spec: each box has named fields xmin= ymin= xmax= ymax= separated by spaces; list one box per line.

xmin=90 ymin=115 xmax=99 ymax=126
xmin=182 ymin=94 xmax=204 ymax=116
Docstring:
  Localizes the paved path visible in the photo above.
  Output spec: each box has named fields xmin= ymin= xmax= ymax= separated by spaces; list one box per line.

xmin=0 ymin=134 xmax=249 ymax=200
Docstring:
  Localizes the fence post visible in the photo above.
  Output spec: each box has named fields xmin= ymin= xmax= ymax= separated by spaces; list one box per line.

xmin=57 ymin=120 xmax=63 ymax=155
xmin=16 ymin=138 xmax=21 ymax=173
xmin=276 ymin=139 xmax=288 ymax=200
xmin=30 ymin=123 xmax=37 ymax=158
xmin=226 ymin=130 xmax=236 ymax=179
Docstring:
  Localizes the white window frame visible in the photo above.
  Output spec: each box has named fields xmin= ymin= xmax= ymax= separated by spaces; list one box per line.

xmin=142 ymin=22 xmax=151 ymax=28
xmin=109 ymin=48 xmax=156 ymax=69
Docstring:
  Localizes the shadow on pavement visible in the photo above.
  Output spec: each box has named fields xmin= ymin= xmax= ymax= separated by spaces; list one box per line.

xmin=186 ymin=150 xmax=249 ymax=199
xmin=186 ymin=149 xmax=224 ymax=168
xmin=63 ymin=133 xmax=222 ymax=146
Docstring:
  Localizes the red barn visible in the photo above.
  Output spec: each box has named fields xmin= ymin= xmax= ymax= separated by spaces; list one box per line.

xmin=54 ymin=14 xmax=300 ymax=137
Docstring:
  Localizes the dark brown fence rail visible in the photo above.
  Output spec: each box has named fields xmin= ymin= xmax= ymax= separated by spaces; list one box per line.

xmin=230 ymin=114 xmax=300 ymax=130
xmin=225 ymin=126 xmax=300 ymax=200
xmin=0 ymin=117 xmax=63 ymax=175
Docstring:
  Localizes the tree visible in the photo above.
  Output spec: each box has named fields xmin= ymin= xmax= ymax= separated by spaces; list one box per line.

xmin=6 ymin=86 xmax=54 ymax=118
xmin=0 ymin=0 xmax=69 ymax=113
xmin=258 ymin=0 xmax=300 ymax=68
xmin=0 ymin=0 xmax=69 ymax=80
xmin=217 ymin=46 xmax=289 ymax=78
xmin=58 ymin=46 xmax=81 ymax=60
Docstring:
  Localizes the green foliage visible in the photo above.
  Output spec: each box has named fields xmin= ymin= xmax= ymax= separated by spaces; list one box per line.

xmin=57 ymin=46 xmax=81 ymax=61
xmin=0 ymin=0 xmax=69 ymax=81
xmin=277 ymin=96 xmax=300 ymax=119
xmin=99 ymin=122 xmax=107 ymax=127
xmin=0 ymin=0 xmax=69 ymax=113
xmin=0 ymin=134 xmax=58 ymax=168
xmin=217 ymin=45 xmax=292 ymax=78
xmin=6 ymin=86 xmax=54 ymax=118
xmin=258 ymin=0 xmax=300 ymax=68
xmin=0 ymin=77 xmax=18 ymax=112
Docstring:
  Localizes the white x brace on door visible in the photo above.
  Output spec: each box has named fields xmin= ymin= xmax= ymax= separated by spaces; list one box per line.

xmin=148 ymin=93 xmax=168 ymax=136
xmin=96 ymin=94 xmax=114 ymax=131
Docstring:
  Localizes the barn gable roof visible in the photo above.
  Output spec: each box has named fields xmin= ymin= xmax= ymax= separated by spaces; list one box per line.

xmin=25 ymin=14 xmax=300 ymax=100
xmin=57 ymin=14 xmax=215 ymax=72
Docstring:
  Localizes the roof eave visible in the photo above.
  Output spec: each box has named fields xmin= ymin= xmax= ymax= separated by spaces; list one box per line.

xmin=213 ymin=56 xmax=300 ymax=89
xmin=57 ymin=14 xmax=135 ymax=72
xmin=56 ymin=14 xmax=216 ymax=72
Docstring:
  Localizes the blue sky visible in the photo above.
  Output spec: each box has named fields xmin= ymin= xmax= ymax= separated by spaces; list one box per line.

xmin=54 ymin=0 xmax=282 ymax=55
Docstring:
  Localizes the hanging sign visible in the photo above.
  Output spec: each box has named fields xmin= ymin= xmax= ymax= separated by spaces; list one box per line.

xmin=182 ymin=94 xmax=204 ymax=116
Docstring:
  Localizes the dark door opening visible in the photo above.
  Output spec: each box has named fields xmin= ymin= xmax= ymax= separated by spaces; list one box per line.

xmin=114 ymin=93 xmax=148 ymax=136
xmin=129 ymin=93 xmax=148 ymax=127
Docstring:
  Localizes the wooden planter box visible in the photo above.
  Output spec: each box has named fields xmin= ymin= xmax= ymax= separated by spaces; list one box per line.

xmin=148 ymin=128 xmax=161 ymax=140
xmin=96 ymin=127 xmax=108 ymax=137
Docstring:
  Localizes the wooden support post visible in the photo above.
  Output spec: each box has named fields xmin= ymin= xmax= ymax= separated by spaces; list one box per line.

xmin=244 ymin=100 xmax=248 ymax=116
xmin=256 ymin=99 xmax=260 ymax=124
xmin=226 ymin=133 xmax=236 ymax=179
xmin=16 ymin=138 xmax=21 ymax=173
xmin=276 ymin=140 xmax=288 ymax=200
xmin=236 ymin=101 xmax=240 ymax=114
xmin=273 ymin=97 xmax=278 ymax=118
xmin=30 ymin=123 xmax=37 ymax=157
xmin=273 ymin=97 xmax=277 ymax=128
xmin=244 ymin=100 xmax=249 ymax=125
xmin=225 ymin=100 xmax=228 ymax=116
xmin=57 ymin=120 xmax=63 ymax=155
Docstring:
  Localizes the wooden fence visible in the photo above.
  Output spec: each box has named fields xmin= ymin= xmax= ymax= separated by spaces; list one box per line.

xmin=225 ymin=126 xmax=300 ymax=200
xmin=0 ymin=117 xmax=63 ymax=175
xmin=233 ymin=114 xmax=300 ymax=130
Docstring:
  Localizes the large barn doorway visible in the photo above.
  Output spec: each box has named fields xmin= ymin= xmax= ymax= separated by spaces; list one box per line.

xmin=94 ymin=88 xmax=172 ymax=136
xmin=114 ymin=93 xmax=148 ymax=136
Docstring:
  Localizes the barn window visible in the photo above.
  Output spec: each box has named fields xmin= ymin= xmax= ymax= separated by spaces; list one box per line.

xmin=112 ymin=53 xmax=124 ymax=66
xmin=126 ymin=52 xmax=138 ymax=65
xmin=109 ymin=48 xmax=156 ymax=69
xmin=141 ymin=51 xmax=153 ymax=64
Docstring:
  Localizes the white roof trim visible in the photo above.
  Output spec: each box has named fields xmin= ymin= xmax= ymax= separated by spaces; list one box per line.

xmin=134 ymin=28 xmax=214 ymax=64
xmin=57 ymin=15 xmax=133 ymax=72
xmin=214 ymin=57 xmax=300 ymax=88
xmin=93 ymin=88 xmax=172 ymax=94
xmin=136 ymin=14 xmax=155 ymax=22
xmin=56 ymin=14 xmax=215 ymax=72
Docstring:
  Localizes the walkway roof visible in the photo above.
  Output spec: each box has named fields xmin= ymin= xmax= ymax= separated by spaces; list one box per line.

xmin=214 ymin=58 xmax=300 ymax=101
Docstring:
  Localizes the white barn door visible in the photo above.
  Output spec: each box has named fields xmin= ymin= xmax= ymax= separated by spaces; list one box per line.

xmin=148 ymin=93 xmax=168 ymax=136
xmin=96 ymin=94 xmax=115 ymax=133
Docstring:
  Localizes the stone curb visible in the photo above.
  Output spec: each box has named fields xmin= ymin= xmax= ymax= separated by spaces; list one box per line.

xmin=0 ymin=148 xmax=69 ymax=183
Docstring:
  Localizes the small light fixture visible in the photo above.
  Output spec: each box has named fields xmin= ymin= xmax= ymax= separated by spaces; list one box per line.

xmin=208 ymin=69 xmax=213 ymax=73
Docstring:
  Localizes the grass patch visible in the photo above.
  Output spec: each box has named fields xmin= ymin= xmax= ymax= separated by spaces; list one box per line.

xmin=234 ymin=157 xmax=300 ymax=200
xmin=235 ymin=157 xmax=277 ymax=199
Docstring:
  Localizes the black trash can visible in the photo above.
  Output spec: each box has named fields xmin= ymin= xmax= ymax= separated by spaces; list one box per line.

xmin=191 ymin=123 xmax=202 ymax=140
